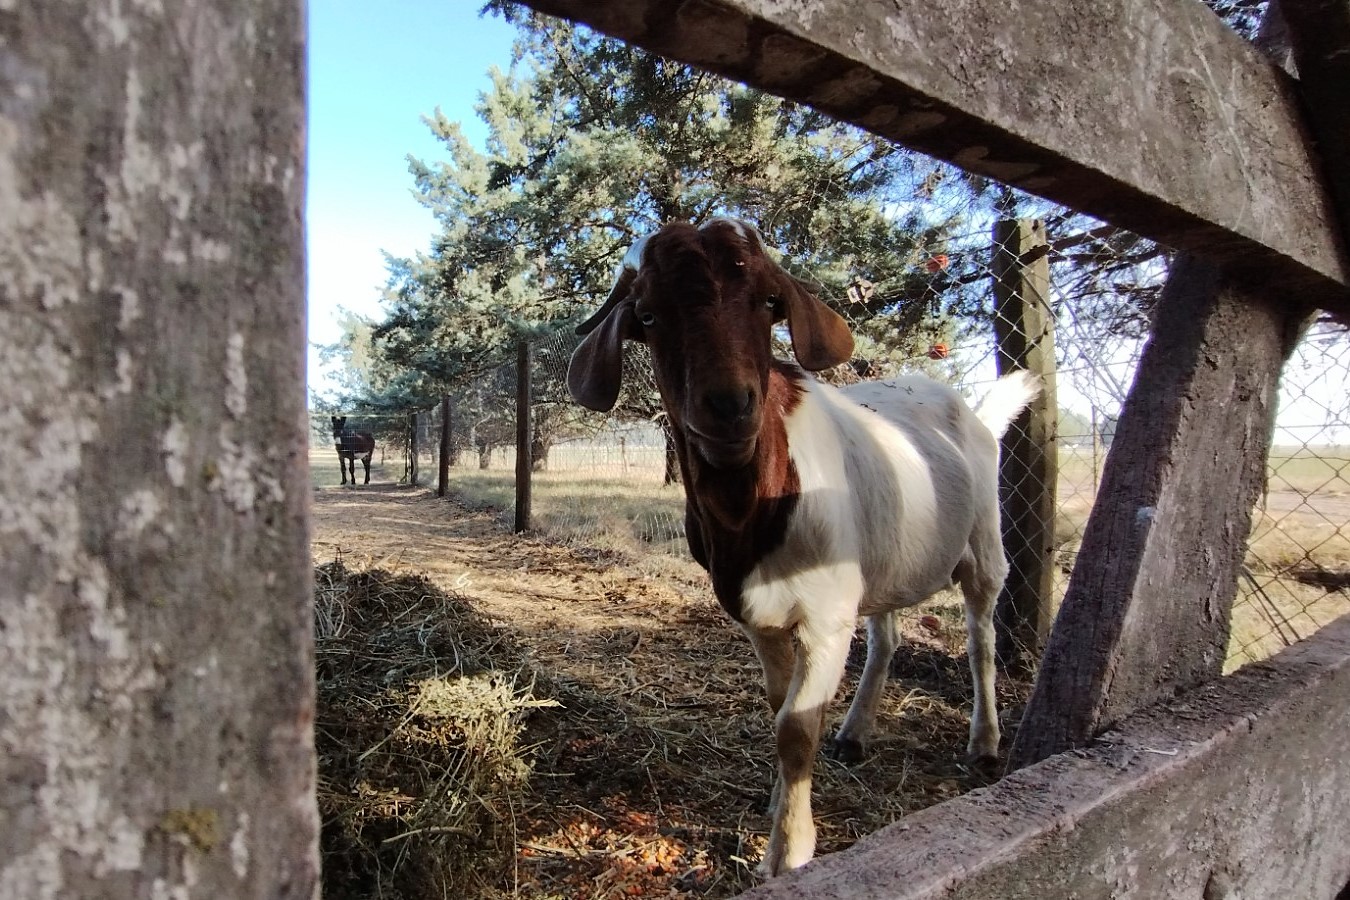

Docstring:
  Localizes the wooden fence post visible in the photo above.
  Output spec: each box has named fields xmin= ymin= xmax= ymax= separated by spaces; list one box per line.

xmin=515 ymin=342 xmax=533 ymax=533
xmin=408 ymin=411 xmax=420 ymax=486
xmin=991 ymin=218 xmax=1059 ymax=674
xmin=438 ymin=394 xmax=452 ymax=498
xmin=0 ymin=2 xmax=317 ymax=894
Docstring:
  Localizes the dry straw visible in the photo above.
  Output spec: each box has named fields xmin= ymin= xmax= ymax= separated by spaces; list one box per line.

xmin=315 ymin=557 xmax=1033 ymax=899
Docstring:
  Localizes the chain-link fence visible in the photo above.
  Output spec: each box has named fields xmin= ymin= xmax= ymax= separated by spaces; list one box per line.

xmin=428 ymin=200 xmax=1347 ymax=671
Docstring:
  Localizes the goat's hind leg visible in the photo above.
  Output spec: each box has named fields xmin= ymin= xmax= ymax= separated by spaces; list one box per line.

xmin=829 ymin=610 xmax=898 ymax=763
xmin=955 ymin=549 xmax=1002 ymax=762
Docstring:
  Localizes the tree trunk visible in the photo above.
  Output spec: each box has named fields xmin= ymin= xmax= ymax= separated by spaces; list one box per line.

xmin=515 ymin=343 xmax=533 ymax=533
xmin=530 ymin=435 xmax=550 ymax=472
xmin=438 ymin=395 xmax=452 ymax=497
xmin=0 ymin=2 xmax=317 ymax=897
xmin=409 ymin=412 xmax=419 ymax=486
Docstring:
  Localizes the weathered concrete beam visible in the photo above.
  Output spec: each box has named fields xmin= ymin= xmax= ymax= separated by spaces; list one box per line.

xmin=516 ymin=0 xmax=1350 ymax=312
xmin=1008 ymin=256 xmax=1307 ymax=767
xmin=1282 ymin=0 xmax=1350 ymax=250
xmin=740 ymin=613 xmax=1350 ymax=899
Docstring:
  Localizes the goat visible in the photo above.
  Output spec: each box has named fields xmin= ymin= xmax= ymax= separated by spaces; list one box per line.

xmin=566 ymin=217 xmax=1038 ymax=877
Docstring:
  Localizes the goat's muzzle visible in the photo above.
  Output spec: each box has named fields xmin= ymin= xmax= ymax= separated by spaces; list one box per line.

xmin=687 ymin=386 xmax=761 ymax=469
xmin=689 ymin=431 xmax=758 ymax=469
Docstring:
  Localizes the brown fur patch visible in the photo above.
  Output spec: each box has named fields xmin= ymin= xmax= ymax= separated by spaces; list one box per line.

xmin=684 ymin=364 xmax=805 ymax=621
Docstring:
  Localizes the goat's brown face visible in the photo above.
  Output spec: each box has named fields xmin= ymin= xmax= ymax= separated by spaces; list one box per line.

xmin=568 ymin=218 xmax=854 ymax=470
xmin=636 ymin=221 xmax=775 ymax=468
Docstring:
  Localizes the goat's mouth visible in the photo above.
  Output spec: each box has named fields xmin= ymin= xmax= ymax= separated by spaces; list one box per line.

xmin=687 ymin=428 xmax=757 ymax=469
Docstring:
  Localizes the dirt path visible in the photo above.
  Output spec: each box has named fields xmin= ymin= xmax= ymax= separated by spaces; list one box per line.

xmin=310 ymin=482 xmax=728 ymax=653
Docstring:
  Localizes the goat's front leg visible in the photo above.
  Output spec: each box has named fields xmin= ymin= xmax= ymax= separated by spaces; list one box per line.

xmin=745 ymin=626 xmax=794 ymax=716
xmin=830 ymin=610 xmax=898 ymax=763
xmin=744 ymin=626 xmax=795 ymax=823
xmin=757 ymin=616 xmax=854 ymax=878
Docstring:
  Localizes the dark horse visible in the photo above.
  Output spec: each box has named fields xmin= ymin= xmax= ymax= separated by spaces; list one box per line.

xmin=330 ymin=416 xmax=376 ymax=485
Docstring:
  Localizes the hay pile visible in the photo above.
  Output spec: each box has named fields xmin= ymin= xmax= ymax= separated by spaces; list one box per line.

xmin=315 ymin=558 xmax=1031 ymax=899
xmin=315 ymin=561 xmax=554 ymax=898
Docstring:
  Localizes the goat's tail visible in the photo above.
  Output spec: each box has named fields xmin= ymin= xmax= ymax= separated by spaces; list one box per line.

xmin=973 ymin=371 xmax=1041 ymax=439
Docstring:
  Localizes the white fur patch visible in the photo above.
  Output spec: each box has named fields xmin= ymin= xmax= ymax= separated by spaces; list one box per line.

xmin=740 ymin=374 xmax=985 ymax=627
xmin=621 ymin=232 xmax=651 ymax=273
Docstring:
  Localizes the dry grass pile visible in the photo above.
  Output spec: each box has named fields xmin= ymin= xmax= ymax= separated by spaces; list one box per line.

xmin=315 ymin=560 xmax=554 ymax=898
xmin=315 ymin=556 xmax=1032 ymax=899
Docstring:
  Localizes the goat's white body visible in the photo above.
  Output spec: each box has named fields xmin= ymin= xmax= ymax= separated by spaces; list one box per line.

xmin=738 ymin=369 xmax=1037 ymax=875
xmin=741 ymin=373 xmax=1023 ymax=630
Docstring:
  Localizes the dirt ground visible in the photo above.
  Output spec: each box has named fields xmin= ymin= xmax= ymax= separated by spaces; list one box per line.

xmin=311 ymin=482 xmax=1032 ymax=899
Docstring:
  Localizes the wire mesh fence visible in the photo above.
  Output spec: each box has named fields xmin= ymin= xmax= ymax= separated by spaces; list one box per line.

xmin=315 ymin=133 xmax=1347 ymax=672
xmin=415 ymin=206 xmax=1348 ymax=672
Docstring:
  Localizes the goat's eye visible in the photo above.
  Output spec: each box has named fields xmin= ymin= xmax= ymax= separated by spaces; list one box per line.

xmin=638 ymin=311 xmax=657 ymax=327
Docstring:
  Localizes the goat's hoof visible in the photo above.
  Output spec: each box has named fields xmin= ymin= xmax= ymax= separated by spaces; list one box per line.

xmin=825 ymin=737 xmax=865 ymax=764
xmin=964 ymin=750 xmax=1001 ymax=773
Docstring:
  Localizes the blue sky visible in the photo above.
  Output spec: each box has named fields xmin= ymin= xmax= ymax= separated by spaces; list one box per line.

xmin=306 ymin=2 xmax=519 ymax=396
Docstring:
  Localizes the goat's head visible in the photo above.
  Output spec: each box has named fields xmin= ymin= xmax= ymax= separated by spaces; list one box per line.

xmin=567 ymin=218 xmax=853 ymax=469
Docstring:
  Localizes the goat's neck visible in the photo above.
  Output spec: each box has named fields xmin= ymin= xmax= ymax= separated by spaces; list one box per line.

xmin=682 ymin=364 xmax=800 ymax=523
xmin=675 ymin=363 xmax=803 ymax=616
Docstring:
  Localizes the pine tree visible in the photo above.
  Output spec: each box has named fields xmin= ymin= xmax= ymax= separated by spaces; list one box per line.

xmin=344 ymin=4 xmax=969 ymax=417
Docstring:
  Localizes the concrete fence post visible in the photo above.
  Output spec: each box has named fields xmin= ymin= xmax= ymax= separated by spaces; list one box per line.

xmin=991 ymin=218 xmax=1059 ymax=674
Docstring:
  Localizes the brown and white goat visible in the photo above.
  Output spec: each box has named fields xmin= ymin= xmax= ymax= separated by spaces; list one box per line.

xmin=567 ymin=218 xmax=1037 ymax=877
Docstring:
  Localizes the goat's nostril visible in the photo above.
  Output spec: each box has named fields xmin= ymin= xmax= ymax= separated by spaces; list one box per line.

xmin=705 ymin=388 xmax=754 ymax=422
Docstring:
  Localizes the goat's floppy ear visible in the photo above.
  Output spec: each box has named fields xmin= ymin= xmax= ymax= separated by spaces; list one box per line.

xmin=577 ymin=232 xmax=650 ymax=336
xmin=777 ymin=275 xmax=854 ymax=371
xmin=576 ymin=266 xmax=637 ymax=336
xmin=567 ymin=300 xmax=638 ymax=412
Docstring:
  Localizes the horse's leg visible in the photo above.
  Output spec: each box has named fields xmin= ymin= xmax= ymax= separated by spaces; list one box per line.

xmin=338 ymin=452 xmax=349 ymax=485
xmin=361 ymin=453 xmax=371 ymax=485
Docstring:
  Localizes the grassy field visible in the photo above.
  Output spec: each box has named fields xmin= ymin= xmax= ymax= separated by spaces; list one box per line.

xmin=439 ymin=443 xmax=1347 ymax=548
